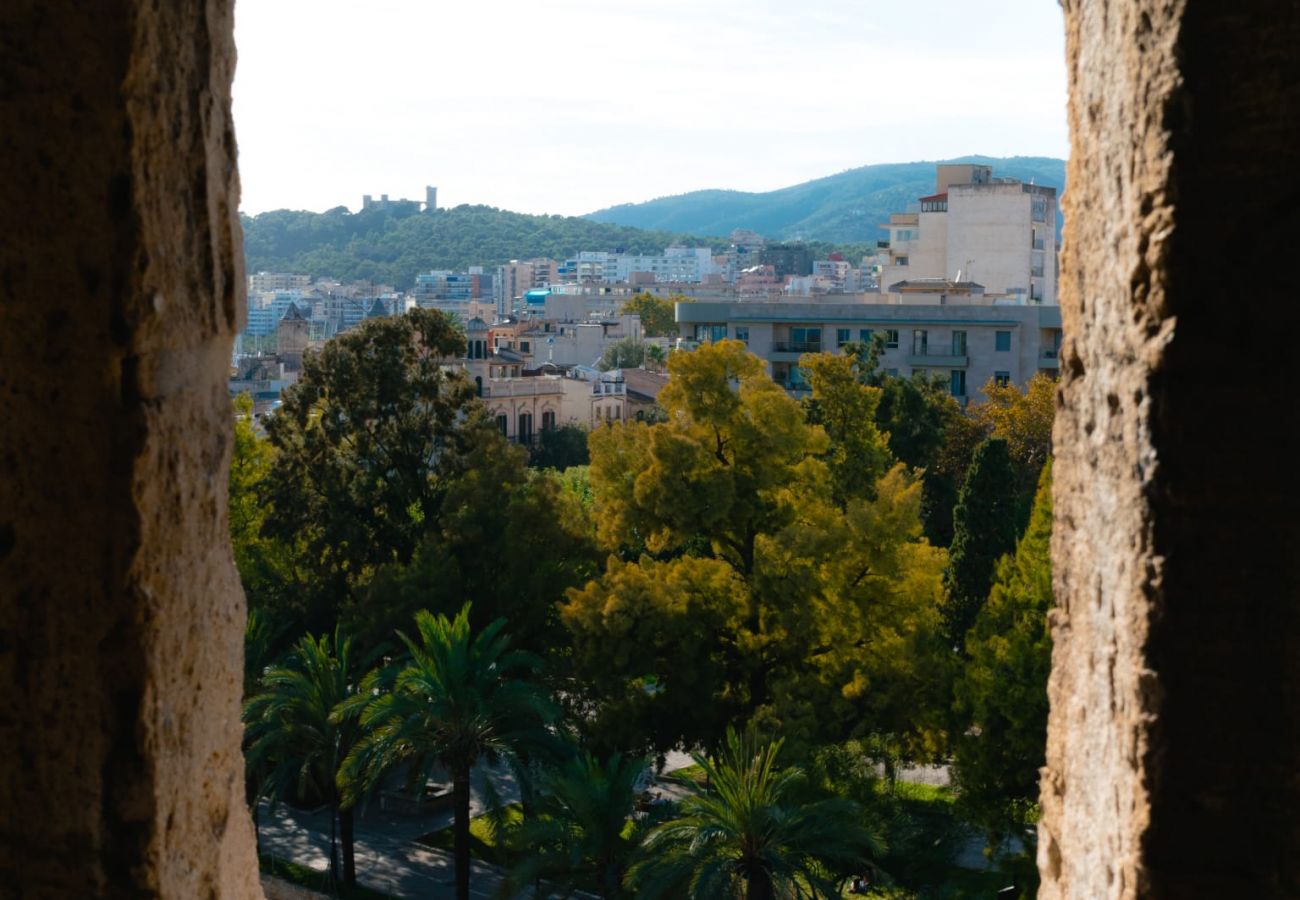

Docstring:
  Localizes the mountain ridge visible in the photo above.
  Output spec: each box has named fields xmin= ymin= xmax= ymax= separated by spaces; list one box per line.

xmin=586 ymin=155 xmax=1067 ymax=243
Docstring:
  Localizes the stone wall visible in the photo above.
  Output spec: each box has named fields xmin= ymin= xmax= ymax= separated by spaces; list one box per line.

xmin=1043 ymin=1 xmax=1300 ymax=897
xmin=0 ymin=1 xmax=260 ymax=896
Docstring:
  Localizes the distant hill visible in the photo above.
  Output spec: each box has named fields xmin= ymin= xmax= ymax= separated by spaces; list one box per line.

xmin=241 ymin=204 xmax=722 ymax=291
xmin=586 ymin=156 xmax=1067 ymax=244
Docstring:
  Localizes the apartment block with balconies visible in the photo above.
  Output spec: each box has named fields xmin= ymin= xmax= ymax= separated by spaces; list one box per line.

xmin=676 ymin=299 xmax=1061 ymax=402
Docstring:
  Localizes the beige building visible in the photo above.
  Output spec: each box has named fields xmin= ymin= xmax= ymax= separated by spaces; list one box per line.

xmin=676 ymin=296 xmax=1061 ymax=403
xmin=876 ymin=164 xmax=1057 ymax=305
xmin=248 ymin=271 xmax=311 ymax=293
xmin=469 ymin=371 xmax=628 ymax=443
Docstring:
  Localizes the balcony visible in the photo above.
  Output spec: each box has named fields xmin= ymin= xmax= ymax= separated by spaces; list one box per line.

xmin=1039 ymin=348 xmax=1061 ymax=369
xmin=906 ymin=349 xmax=969 ymax=367
xmin=771 ymin=341 xmax=823 ymax=354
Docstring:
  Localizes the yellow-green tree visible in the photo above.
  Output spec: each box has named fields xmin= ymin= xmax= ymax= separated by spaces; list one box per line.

xmin=565 ymin=341 xmax=947 ymax=758
xmin=622 ymin=291 xmax=684 ymax=338
xmin=972 ymin=372 xmax=1056 ymax=501
xmin=799 ymin=352 xmax=892 ymax=506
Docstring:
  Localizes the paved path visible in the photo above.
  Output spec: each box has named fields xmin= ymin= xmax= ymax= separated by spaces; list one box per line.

xmin=259 ymin=754 xmax=696 ymax=899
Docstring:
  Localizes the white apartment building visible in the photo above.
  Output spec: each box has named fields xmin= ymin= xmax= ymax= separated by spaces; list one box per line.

xmin=676 ymin=297 xmax=1062 ymax=403
xmin=248 ymin=272 xmax=311 ymax=293
xmin=876 ymin=164 xmax=1057 ymax=305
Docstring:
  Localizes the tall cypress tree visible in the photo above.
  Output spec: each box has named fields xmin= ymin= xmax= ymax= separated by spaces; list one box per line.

xmin=942 ymin=438 xmax=1019 ymax=648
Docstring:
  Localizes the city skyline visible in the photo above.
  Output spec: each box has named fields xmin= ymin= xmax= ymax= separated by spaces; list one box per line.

xmin=234 ymin=0 xmax=1068 ymax=217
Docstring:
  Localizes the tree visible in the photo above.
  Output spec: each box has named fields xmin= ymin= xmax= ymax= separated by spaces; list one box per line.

xmin=971 ymin=373 xmax=1057 ymax=526
xmin=622 ymin=292 xmax=680 ymax=338
xmin=645 ymin=344 xmax=667 ymax=371
xmin=598 ymin=338 xmax=647 ymax=371
xmin=569 ymin=341 xmax=947 ymax=756
xmin=260 ymin=308 xmax=502 ymax=634
xmin=952 ymin=461 xmax=1053 ymax=885
xmin=942 ymin=439 xmax=1020 ymax=648
xmin=531 ymin=423 xmax=591 ymax=470
xmin=628 ymin=729 xmax=885 ymax=900
xmin=562 ymin=555 xmax=748 ymax=756
xmin=505 ymin=751 xmax=650 ymax=899
xmin=244 ymin=631 xmax=365 ymax=886
xmin=833 ymin=338 xmax=965 ymax=545
xmin=356 ymin=465 xmax=600 ymax=661
xmin=338 ymin=606 xmax=557 ymax=900
xmin=799 ymin=352 xmax=892 ymax=506
xmin=971 ymin=373 xmax=1056 ymax=483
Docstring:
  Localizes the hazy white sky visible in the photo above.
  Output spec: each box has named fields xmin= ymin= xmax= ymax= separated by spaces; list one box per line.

xmin=233 ymin=0 xmax=1067 ymax=217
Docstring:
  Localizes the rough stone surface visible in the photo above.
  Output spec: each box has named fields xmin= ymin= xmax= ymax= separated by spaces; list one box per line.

xmin=1044 ymin=1 xmax=1300 ymax=897
xmin=0 ymin=1 xmax=260 ymax=896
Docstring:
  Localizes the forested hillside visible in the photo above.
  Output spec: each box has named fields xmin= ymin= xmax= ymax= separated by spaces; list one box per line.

xmin=241 ymin=204 xmax=720 ymax=291
xmin=587 ymin=156 xmax=1066 ymax=244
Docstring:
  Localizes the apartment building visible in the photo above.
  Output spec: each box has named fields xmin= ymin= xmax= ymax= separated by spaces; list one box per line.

xmin=675 ymin=297 xmax=1062 ymax=402
xmin=876 ymin=163 xmax=1057 ymax=305
xmin=248 ymin=272 xmax=311 ymax=293
xmin=496 ymin=258 xmax=559 ymax=316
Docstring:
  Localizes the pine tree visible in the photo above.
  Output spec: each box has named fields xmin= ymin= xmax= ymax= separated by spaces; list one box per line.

xmin=953 ymin=460 xmax=1053 ymax=872
xmin=942 ymin=438 xmax=1019 ymax=648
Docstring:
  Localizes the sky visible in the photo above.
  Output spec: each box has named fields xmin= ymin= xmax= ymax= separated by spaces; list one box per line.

xmin=233 ymin=0 xmax=1068 ymax=217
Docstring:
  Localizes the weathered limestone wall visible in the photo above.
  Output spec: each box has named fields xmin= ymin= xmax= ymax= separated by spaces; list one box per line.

xmin=0 ymin=1 xmax=260 ymax=896
xmin=1044 ymin=1 xmax=1300 ymax=898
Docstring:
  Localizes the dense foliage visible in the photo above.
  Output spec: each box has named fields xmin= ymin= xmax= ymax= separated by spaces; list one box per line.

xmin=233 ymin=317 xmax=1060 ymax=899
xmin=953 ymin=462 xmax=1054 ymax=850
xmin=565 ymin=341 xmax=949 ymax=759
xmin=242 ymin=204 xmax=719 ymax=291
xmin=942 ymin=439 xmax=1020 ymax=649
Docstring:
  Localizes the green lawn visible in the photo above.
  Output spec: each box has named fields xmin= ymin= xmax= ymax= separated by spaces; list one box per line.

xmin=259 ymin=854 xmax=396 ymax=900
xmin=415 ymin=803 xmax=525 ymax=867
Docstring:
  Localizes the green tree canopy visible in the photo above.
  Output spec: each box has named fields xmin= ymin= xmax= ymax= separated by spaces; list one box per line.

xmin=953 ymin=460 xmax=1053 ymax=861
xmin=338 ymin=606 xmax=557 ymax=900
xmin=244 ymin=630 xmax=366 ymax=885
xmin=529 ymin=422 xmax=592 ymax=470
xmin=627 ymin=729 xmax=885 ymax=900
xmin=260 ymin=308 xmax=500 ymax=632
xmin=504 ymin=751 xmax=650 ymax=899
xmin=567 ymin=341 xmax=947 ymax=757
xmin=942 ymin=438 xmax=1020 ymax=648
xmin=598 ymin=337 xmax=647 ymax=371
xmin=622 ymin=292 xmax=681 ymax=338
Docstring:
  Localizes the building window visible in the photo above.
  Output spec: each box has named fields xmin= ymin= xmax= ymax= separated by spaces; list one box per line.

xmin=520 ymin=341 xmax=530 ymax=353
xmin=951 ymin=330 xmax=967 ymax=356
xmin=475 ymin=376 xmax=483 ymax=397
xmin=836 ymin=328 xmax=851 ymax=347
xmin=496 ymin=414 xmax=508 ymax=436
xmin=542 ymin=410 xmax=556 ymax=431
xmin=789 ymin=327 xmax=821 ymax=352
xmin=995 ymin=330 xmax=1012 ymax=352
xmin=911 ymin=329 xmax=928 ymax=355
xmin=695 ymin=324 xmax=726 ymax=342
xmin=994 ymin=371 xmax=1011 ymax=387
xmin=518 ymin=412 xmax=533 ymax=444
xmin=886 ymin=368 xmax=899 ymax=377
xmin=896 ymin=256 xmax=910 ymax=266
xmin=951 ymin=369 xmax=967 ymax=397
xmin=735 ymin=326 xmax=749 ymax=343
xmin=859 ymin=328 xmax=872 ymax=343
xmin=884 ymin=329 xmax=899 ymax=349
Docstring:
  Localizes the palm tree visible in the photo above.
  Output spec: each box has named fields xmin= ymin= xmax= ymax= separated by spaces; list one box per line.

xmin=505 ymin=751 xmax=649 ymax=898
xmin=244 ymin=629 xmax=364 ymax=886
xmin=338 ymin=604 xmax=557 ymax=900
xmin=628 ymin=729 xmax=885 ymax=900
